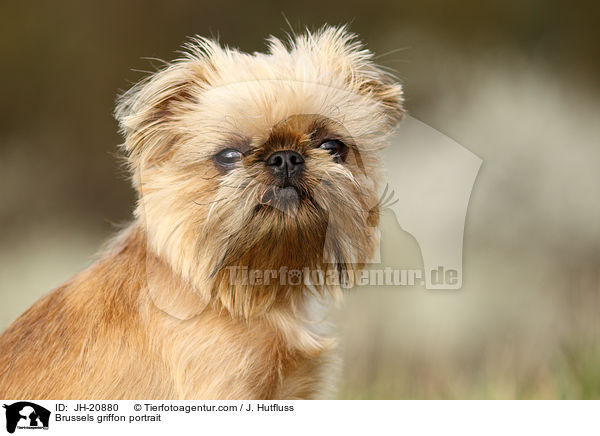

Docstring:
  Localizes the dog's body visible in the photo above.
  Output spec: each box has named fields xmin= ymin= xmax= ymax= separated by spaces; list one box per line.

xmin=0 ymin=26 xmax=402 ymax=399
xmin=0 ymin=227 xmax=331 ymax=399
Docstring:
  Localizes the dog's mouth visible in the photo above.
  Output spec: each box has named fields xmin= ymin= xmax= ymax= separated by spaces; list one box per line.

xmin=258 ymin=184 xmax=309 ymax=212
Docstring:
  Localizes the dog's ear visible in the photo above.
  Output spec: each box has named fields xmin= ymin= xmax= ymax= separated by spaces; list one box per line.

xmin=278 ymin=26 xmax=404 ymax=128
xmin=115 ymin=41 xmax=218 ymax=177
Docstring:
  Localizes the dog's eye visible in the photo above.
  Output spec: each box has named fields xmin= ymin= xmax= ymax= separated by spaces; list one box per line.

xmin=318 ymin=140 xmax=348 ymax=163
xmin=214 ymin=148 xmax=243 ymax=168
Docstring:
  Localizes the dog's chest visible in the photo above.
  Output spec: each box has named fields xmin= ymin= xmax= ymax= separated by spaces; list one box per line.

xmin=159 ymin=297 xmax=334 ymax=399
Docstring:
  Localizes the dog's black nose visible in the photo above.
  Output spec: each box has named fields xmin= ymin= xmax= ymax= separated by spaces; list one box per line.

xmin=266 ymin=150 xmax=304 ymax=182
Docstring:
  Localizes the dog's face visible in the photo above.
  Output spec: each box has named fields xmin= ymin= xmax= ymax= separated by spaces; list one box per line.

xmin=116 ymin=27 xmax=403 ymax=317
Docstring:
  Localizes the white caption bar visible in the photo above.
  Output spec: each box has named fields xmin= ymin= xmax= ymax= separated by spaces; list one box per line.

xmin=0 ymin=400 xmax=597 ymax=436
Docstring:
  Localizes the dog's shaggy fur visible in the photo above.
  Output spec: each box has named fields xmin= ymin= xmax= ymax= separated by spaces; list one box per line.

xmin=0 ymin=26 xmax=403 ymax=399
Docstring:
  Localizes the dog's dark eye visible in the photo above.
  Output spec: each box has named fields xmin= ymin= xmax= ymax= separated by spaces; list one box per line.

xmin=214 ymin=148 xmax=243 ymax=168
xmin=318 ymin=140 xmax=348 ymax=163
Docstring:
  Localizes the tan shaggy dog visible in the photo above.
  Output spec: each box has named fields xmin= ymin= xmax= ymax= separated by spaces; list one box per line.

xmin=0 ymin=26 xmax=403 ymax=399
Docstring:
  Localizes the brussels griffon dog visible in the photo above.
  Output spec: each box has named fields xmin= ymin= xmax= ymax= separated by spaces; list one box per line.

xmin=0 ymin=26 xmax=403 ymax=399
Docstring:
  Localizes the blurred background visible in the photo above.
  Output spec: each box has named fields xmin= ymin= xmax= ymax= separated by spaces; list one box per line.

xmin=1 ymin=1 xmax=599 ymax=398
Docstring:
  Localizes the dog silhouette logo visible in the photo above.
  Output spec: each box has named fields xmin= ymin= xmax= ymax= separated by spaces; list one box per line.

xmin=2 ymin=402 xmax=50 ymax=433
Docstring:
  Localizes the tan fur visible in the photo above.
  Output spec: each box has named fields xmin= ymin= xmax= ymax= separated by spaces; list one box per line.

xmin=0 ymin=26 xmax=403 ymax=399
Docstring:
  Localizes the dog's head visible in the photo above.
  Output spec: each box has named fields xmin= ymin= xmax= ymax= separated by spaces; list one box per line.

xmin=116 ymin=26 xmax=403 ymax=318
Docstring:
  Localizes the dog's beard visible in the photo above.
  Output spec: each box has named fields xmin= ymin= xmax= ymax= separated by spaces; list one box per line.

xmin=212 ymin=189 xmax=329 ymax=274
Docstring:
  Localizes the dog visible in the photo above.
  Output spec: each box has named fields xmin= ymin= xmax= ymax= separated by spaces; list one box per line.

xmin=0 ymin=26 xmax=403 ymax=399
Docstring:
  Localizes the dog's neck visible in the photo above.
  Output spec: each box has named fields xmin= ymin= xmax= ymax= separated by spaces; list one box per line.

xmin=109 ymin=223 xmax=336 ymax=345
